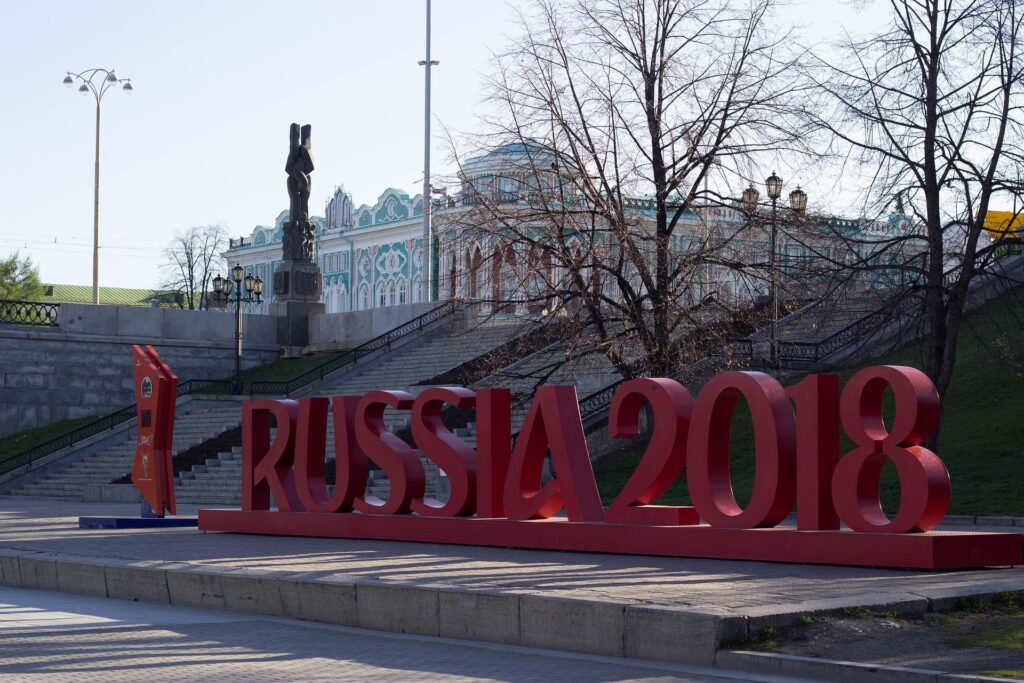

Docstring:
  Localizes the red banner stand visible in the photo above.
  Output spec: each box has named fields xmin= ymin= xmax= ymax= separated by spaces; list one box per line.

xmin=80 ymin=346 xmax=197 ymax=530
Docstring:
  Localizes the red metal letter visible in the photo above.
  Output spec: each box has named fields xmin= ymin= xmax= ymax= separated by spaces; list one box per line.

xmin=294 ymin=397 xmax=368 ymax=513
xmin=605 ymin=378 xmax=698 ymax=525
xmin=242 ymin=400 xmax=300 ymax=512
xmin=354 ymin=390 xmax=424 ymax=514
xmin=786 ymin=374 xmax=841 ymax=531
xmin=411 ymin=387 xmax=477 ymax=517
xmin=832 ymin=365 xmax=949 ymax=533
xmin=503 ymin=386 xmax=604 ymax=522
xmin=687 ymin=372 xmax=796 ymax=528
xmin=476 ymin=388 xmax=511 ymax=518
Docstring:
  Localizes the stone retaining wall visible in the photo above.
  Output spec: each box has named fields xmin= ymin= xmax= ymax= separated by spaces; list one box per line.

xmin=0 ymin=304 xmax=279 ymax=437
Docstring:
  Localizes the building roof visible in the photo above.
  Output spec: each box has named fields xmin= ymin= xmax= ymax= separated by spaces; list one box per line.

xmin=42 ymin=284 xmax=180 ymax=307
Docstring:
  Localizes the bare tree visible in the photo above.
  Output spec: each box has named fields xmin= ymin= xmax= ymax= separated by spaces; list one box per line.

xmin=161 ymin=224 xmax=229 ymax=310
xmin=443 ymin=0 xmax=809 ymax=388
xmin=805 ymin=0 xmax=1024 ymax=435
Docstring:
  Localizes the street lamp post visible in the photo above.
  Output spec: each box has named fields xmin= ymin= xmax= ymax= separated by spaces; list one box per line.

xmin=419 ymin=0 xmax=439 ymax=304
xmin=62 ymin=69 xmax=133 ymax=305
xmin=742 ymin=175 xmax=807 ymax=371
xmin=765 ymin=171 xmax=783 ymax=368
xmin=213 ymin=265 xmax=264 ymax=394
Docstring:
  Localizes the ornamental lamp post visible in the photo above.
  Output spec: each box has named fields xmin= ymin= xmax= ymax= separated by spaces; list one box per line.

xmin=765 ymin=171 xmax=783 ymax=369
xmin=62 ymin=68 xmax=133 ymax=305
xmin=213 ymin=265 xmax=263 ymax=394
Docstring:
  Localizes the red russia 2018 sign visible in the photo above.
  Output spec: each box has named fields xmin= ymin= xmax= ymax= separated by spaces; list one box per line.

xmin=198 ymin=366 xmax=1024 ymax=570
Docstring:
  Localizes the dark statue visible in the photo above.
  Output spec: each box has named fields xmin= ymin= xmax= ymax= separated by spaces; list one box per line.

xmin=284 ymin=123 xmax=315 ymax=262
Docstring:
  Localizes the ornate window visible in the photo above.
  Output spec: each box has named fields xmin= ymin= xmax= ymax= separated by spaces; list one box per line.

xmin=359 ymin=284 xmax=370 ymax=311
xmin=377 ymin=282 xmax=387 ymax=308
xmin=397 ymin=278 xmax=407 ymax=305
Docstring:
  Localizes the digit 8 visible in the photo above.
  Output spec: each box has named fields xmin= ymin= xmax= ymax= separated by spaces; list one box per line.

xmin=832 ymin=366 xmax=950 ymax=533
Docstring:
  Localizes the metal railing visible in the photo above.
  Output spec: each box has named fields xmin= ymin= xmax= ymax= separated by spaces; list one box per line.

xmin=776 ymin=300 xmax=914 ymax=364
xmin=0 ymin=300 xmax=59 ymax=327
xmin=0 ymin=403 xmax=134 ymax=477
xmin=0 ymin=300 xmax=463 ymax=477
xmin=250 ymin=299 xmax=460 ymax=395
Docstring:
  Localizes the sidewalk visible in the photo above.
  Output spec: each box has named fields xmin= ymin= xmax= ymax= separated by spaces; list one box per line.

xmin=1 ymin=499 xmax=1022 ymax=668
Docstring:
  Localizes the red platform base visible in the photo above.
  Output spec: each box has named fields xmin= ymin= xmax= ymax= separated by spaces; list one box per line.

xmin=199 ymin=510 xmax=1023 ymax=570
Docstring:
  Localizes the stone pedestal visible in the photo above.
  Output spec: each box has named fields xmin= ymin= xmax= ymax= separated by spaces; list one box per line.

xmin=273 ymin=260 xmax=321 ymax=304
xmin=272 ymin=219 xmax=323 ymax=351
xmin=271 ymin=300 xmax=324 ymax=352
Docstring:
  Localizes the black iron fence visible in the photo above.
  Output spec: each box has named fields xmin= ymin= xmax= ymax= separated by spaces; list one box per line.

xmin=0 ymin=300 xmax=59 ymax=327
xmin=773 ymin=305 xmax=898 ymax=364
xmin=0 ymin=404 xmax=134 ymax=477
xmin=250 ymin=299 xmax=460 ymax=396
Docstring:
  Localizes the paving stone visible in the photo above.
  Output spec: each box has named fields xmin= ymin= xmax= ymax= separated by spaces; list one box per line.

xmin=0 ymin=551 xmax=22 ymax=587
xmin=104 ymin=564 xmax=170 ymax=603
xmin=625 ymin=606 xmax=743 ymax=666
xmin=17 ymin=555 xmax=58 ymax=591
xmin=55 ymin=559 xmax=108 ymax=597
xmin=438 ymin=588 xmax=521 ymax=644
xmin=167 ymin=568 xmax=227 ymax=609
xmin=288 ymin=575 xmax=358 ymax=626
xmin=520 ymin=594 xmax=626 ymax=657
xmin=358 ymin=582 xmax=439 ymax=636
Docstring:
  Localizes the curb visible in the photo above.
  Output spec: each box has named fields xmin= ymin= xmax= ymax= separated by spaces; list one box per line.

xmin=716 ymin=651 xmax=1015 ymax=683
xmin=0 ymin=547 xmax=740 ymax=667
xmin=1 ymin=546 xmax=1021 ymax=675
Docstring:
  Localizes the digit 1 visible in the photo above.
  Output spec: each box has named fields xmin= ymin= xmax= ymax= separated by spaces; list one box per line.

xmin=785 ymin=374 xmax=841 ymax=531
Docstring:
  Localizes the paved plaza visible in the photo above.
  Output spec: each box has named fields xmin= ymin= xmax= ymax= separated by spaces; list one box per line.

xmin=1 ymin=500 xmax=1022 ymax=615
xmin=1 ymin=499 xmax=1022 ymax=671
xmin=0 ymin=586 xmax=768 ymax=682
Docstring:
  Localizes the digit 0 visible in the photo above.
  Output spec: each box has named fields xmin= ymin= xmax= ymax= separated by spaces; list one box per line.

xmin=687 ymin=372 xmax=797 ymax=528
xmin=832 ymin=366 xmax=950 ymax=533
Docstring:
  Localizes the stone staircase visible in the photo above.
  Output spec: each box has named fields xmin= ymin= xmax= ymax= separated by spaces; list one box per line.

xmin=3 ymin=404 xmax=241 ymax=502
xmin=173 ymin=319 xmax=521 ymax=504
xmin=175 ymin=445 xmax=445 ymax=506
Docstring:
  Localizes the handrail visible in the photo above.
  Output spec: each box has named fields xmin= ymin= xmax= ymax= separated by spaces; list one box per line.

xmin=0 ymin=299 xmax=463 ymax=477
xmin=0 ymin=300 xmax=59 ymax=327
xmin=773 ymin=303 xmax=901 ymax=363
xmin=250 ymin=299 xmax=461 ymax=395
xmin=0 ymin=404 xmax=135 ymax=477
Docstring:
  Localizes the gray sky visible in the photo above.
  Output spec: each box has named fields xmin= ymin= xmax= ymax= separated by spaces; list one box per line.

xmin=0 ymin=0 xmax=886 ymax=290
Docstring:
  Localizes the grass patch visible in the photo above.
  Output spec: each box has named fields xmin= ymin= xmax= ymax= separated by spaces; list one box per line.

xmin=722 ymin=625 xmax=779 ymax=651
xmin=954 ymin=620 xmax=1024 ymax=650
xmin=593 ymin=289 xmax=1024 ymax=516
xmin=978 ymin=671 xmax=1024 ymax=679
xmin=240 ymin=353 xmax=349 ymax=383
xmin=0 ymin=416 xmax=98 ymax=460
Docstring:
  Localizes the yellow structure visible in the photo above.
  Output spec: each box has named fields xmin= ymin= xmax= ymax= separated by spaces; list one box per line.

xmin=982 ymin=211 xmax=1024 ymax=240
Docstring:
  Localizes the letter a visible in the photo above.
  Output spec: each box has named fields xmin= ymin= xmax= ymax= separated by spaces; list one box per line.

xmin=503 ymin=386 xmax=604 ymax=521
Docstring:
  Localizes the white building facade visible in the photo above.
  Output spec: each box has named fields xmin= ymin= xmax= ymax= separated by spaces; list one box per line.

xmin=224 ymin=144 xmax=913 ymax=315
